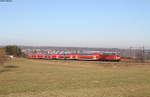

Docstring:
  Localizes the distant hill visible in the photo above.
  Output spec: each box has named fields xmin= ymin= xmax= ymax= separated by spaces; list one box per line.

xmin=19 ymin=46 xmax=119 ymax=51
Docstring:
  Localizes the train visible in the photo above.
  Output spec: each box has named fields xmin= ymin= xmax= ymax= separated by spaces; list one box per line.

xmin=27 ymin=52 xmax=121 ymax=61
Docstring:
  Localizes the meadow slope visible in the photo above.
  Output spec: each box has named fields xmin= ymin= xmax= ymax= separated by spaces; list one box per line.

xmin=0 ymin=58 xmax=150 ymax=97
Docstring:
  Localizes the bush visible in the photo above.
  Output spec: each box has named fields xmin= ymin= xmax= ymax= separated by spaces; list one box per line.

xmin=5 ymin=45 xmax=24 ymax=57
xmin=0 ymin=48 xmax=8 ymax=65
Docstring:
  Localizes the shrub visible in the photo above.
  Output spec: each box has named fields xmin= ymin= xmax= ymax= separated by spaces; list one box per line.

xmin=5 ymin=45 xmax=23 ymax=57
xmin=0 ymin=48 xmax=8 ymax=65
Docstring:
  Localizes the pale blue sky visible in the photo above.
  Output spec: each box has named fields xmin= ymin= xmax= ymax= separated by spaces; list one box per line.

xmin=0 ymin=0 xmax=150 ymax=48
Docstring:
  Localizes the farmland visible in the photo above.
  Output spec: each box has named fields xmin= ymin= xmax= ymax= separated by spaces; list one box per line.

xmin=0 ymin=58 xmax=150 ymax=97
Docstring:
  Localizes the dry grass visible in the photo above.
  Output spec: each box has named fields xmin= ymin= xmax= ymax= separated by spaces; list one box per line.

xmin=0 ymin=58 xmax=150 ymax=97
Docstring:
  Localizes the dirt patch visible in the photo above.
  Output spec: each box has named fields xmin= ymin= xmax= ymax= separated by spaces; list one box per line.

xmin=4 ymin=65 xmax=19 ymax=68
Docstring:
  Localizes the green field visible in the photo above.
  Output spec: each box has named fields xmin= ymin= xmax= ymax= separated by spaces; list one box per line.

xmin=0 ymin=58 xmax=150 ymax=97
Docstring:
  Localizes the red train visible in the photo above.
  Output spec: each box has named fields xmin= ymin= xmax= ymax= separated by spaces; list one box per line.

xmin=27 ymin=52 xmax=121 ymax=61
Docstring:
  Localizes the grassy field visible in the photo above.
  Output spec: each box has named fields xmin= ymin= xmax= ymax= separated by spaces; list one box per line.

xmin=0 ymin=58 xmax=150 ymax=97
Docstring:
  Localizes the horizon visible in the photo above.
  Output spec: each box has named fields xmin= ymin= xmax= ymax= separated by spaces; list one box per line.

xmin=1 ymin=45 xmax=150 ymax=50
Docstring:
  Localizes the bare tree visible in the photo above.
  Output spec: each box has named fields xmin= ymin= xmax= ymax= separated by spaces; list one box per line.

xmin=136 ymin=50 xmax=144 ymax=62
xmin=129 ymin=46 xmax=145 ymax=62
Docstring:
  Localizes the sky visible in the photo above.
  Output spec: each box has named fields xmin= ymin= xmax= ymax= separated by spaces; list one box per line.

xmin=0 ymin=0 xmax=150 ymax=48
